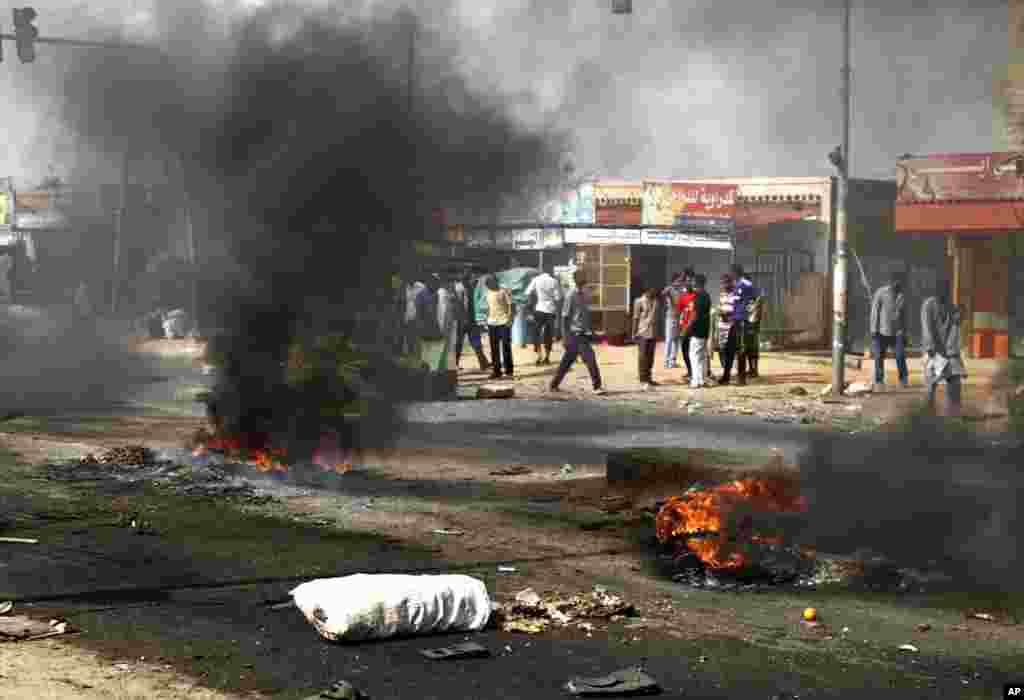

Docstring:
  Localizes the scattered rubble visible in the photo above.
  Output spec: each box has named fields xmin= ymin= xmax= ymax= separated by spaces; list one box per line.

xmin=496 ymin=586 xmax=637 ymax=634
xmin=788 ymin=387 xmax=809 ymax=397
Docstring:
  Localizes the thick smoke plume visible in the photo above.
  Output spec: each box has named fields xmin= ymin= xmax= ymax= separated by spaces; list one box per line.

xmin=56 ymin=2 xmax=569 ymax=455
xmin=794 ymin=418 xmax=1022 ymax=593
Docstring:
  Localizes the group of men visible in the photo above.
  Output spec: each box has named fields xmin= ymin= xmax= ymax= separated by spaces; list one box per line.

xmin=398 ymin=265 xmax=967 ymax=416
xmin=870 ymin=274 xmax=966 ymax=413
xmin=634 ymin=264 xmax=763 ymax=391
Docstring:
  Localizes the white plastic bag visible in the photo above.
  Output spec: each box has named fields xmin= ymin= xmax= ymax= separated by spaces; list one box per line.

xmin=290 ymin=573 xmax=491 ymax=642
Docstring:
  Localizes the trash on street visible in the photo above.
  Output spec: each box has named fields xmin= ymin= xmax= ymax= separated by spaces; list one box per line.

xmin=303 ymin=679 xmax=368 ymax=700
xmin=290 ymin=573 xmax=491 ymax=642
xmin=898 ymin=644 xmax=919 ymax=653
xmin=419 ymin=641 xmax=490 ymax=660
xmin=566 ymin=666 xmax=661 ymax=697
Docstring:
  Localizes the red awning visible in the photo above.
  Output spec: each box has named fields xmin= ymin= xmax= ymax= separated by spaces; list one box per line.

xmin=895 ymin=201 xmax=1024 ymax=234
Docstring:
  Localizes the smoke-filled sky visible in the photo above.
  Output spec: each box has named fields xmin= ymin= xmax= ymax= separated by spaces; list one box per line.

xmin=0 ymin=0 xmax=1009 ymax=187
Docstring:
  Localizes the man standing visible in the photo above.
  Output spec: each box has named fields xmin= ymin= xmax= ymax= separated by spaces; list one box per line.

xmin=661 ymin=270 xmax=690 ymax=370
xmin=676 ymin=278 xmax=697 ymax=382
xmin=632 ymin=287 xmax=659 ymax=391
xmin=454 ymin=271 xmax=490 ymax=373
xmin=729 ymin=264 xmax=759 ymax=386
xmin=921 ymin=280 xmax=966 ymax=416
xmin=870 ymin=273 xmax=909 ymax=390
xmin=525 ymin=269 xmax=563 ymax=365
xmin=484 ymin=275 xmax=515 ymax=379
xmin=682 ymin=274 xmax=712 ymax=388
xmin=402 ymin=278 xmax=427 ymax=356
xmin=550 ymin=271 xmax=605 ymax=395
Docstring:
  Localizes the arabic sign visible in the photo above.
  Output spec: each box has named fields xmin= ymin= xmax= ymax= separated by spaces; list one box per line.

xmin=512 ymin=228 xmax=564 ymax=249
xmin=733 ymin=203 xmax=821 ymax=227
xmin=563 ymin=228 xmax=643 ymax=244
xmin=671 ymin=183 xmax=737 ymax=221
xmin=641 ymin=230 xmax=733 ymax=249
xmin=642 ymin=182 xmax=674 ymax=226
xmin=896 ymin=152 xmax=1024 ymax=203
xmin=594 ymin=183 xmax=643 ymax=225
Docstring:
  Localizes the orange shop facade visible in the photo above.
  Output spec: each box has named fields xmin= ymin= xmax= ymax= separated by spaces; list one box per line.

xmin=895 ymin=152 xmax=1024 ymax=359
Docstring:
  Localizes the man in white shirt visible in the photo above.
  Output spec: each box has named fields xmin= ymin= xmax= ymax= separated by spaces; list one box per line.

xmin=525 ymin=270 xmax=563 ymax=365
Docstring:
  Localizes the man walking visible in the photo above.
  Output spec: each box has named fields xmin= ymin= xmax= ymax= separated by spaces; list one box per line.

xmin=550 ymin=271 xmax=604 ymax=395
xmin=682 ymin=274 xmax=712 ymax=388
xmin=454 ymin=271 xmax=490 ymax=373
xmin=632 ymin=287 xmax=659 ymax=391
xmin=921 ymin=280 xmax=965 ymax=416
xmin=525 ymin=269 xmax=563 ymax=365
xmin=661 ymin=270 xmax=690 ymax=370
xmin=870 ymin=273 xmax=910 ymax=390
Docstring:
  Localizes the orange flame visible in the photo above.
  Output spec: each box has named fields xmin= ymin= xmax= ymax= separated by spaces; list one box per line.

xmin=193 ymin=429 xmax=351 ymax=474
xmin=655 ymin=478 xmax=807 ymax=571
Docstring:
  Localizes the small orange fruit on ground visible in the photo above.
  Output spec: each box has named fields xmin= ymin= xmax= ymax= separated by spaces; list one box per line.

xmin=803 ymin=607 xmax=818 ymax=622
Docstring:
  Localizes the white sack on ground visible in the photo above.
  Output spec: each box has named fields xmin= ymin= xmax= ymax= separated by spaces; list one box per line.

xmin=290 ymin=573 xmax=491 ymax=642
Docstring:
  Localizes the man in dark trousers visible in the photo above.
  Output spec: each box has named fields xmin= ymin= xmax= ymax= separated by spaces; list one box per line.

xmin=870 ymin=273 xmax=909 ymax=390
xmin=921 ymin=280 xmax=966 ymax=415
xmin=549 ymin=270 xmax=604 ymax=395
xmin=729 ymin=264 xmax=759 ymax=387
xmin=632 ymin=287 xmax=659 ymax=391
xmin=454 ymin=270 xmax=490 ymax=372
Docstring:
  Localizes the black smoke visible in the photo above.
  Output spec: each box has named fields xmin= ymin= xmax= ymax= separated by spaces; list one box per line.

xmin=793 ymin=418 xmax=1022 ymax=594
xmin=57 ymin=2 xmax=569 ymax=456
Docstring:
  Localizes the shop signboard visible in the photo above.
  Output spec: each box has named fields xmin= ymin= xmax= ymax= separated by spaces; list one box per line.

xmin=513 ymin=229 xmax=542 ymax=249
xmin=671 ymin=183 xmax=737 ymax=223
xmin=563 ymin=228 xmax=643 ymax=245
xmin=594 ymin=182 xmax=642 ymax=225
xmin=541 ymin=228 xmax=564 ymax=249
xmin=896 ymin=152 xmax=1024 ymax=203
xmin=0 ymin=193 xmax=7 ymax=226
xmin=642 ymin=181 xmax=674 ymax=226
xmin=641 ymin=229 xmax=733 ymax=250
xmin=556 ymin=184 xmax=595 ymax=224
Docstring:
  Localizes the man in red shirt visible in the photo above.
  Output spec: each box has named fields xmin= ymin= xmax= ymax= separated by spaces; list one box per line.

xmin=676 ymin=283 xmax=697 ymax=382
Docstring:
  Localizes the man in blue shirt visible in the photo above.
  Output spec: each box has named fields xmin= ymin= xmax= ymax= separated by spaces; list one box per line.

xmin=729 ymin=264 xmax=760 ymax=386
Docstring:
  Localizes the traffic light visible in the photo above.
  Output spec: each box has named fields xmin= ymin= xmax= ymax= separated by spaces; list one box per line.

xmin=13 ymin=7 xmax=38 ymax=63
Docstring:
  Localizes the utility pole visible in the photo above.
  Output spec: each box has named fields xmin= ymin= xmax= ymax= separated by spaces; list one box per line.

xmin=404 ymin=8 xmax=415 ymax=116
xmin=830 ymin=0 xmax=852 ymax=397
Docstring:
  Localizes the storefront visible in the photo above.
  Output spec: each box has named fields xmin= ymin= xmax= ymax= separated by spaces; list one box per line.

xmin=894 ymin=153 xmax=1023 ymax=359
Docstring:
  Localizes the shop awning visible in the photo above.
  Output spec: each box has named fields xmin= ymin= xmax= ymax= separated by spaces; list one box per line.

xmin=895 ymin=200 xmax=1024 ymax=234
